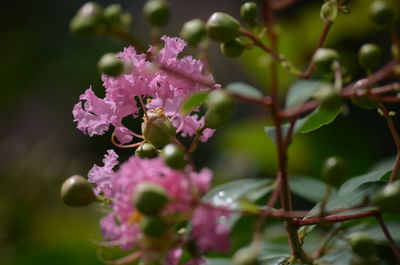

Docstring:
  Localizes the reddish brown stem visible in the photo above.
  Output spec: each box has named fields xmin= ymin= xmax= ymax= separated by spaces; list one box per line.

xmin=375 ymin=214 xmax=400 ymax=264
xmin=295 ymin=210 xmax=380 ymax=226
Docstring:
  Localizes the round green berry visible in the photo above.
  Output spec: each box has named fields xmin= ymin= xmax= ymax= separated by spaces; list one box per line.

xmin=103 ymin=4 xmax=122 ymax=23
xmin=313 ymin=48 xmax=339 ymax=74
xmin=359 ymin=44 xmax=381 ymax=71
xmin=161 ymin=144 xmax=187 ymax=170
xmin=70 ymin=2 xmax=104 ymax=37
xmin=373 ymin=181 xmax=400 ymax=214
xmin=349 ymin=232 xmax=376 ymax=257
xmin=322 ymin=156 xmax=349 ymax=187
xmin=135 ymin=143 xmax=158 ymax=159
xmin=220 ymin=39 xmax=244 ymax=58
xmin=180 ymin=19 xmax=206 ymax=47
xmin=320 ymin=0 xmax=338 ymax=22
xmin=140 ymin=216 xmax=167 ymax=237
xmin=351 ymin=91 xmax=380 ymax=110
xmin=350 ymin=255 xmax=379 ymax=265
xmin=315 ymin=85 xmax=342 ymax=110
xmin=97 ymin=53 xmax=124 ymax=77
xmin=370 ymin=0 xmax=395 ymax=27
xmin=61 ymin=175 xmax=95 ymax=207
xmin=240 ymin=2 xmax=259 ymax=26
xmin=206 ymin=12 xmax=241 ymax=42
xmin=141 ymin=111 xmax=176 ymax=148
xmin=232 ymin=247 xmax=261 ymax=265
xmin=205 ymin=90 xmax=234 ymax=129
xmin=143 ymin=0 xmax=170 ymax=27
xmin=133 ymin=183 xmax=169 ymax=215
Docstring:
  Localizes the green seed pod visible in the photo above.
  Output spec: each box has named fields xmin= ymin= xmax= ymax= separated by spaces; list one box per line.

xmin=161 ymin=144 xmax=187 ymax=170
xmin=220 ymin=39 xmax=244 ymax=58
xmin=358 ymin=43 xmax=381 ymax=71
xmin=315 ymin=85 xmax=342 ymax=110
xmin=142 ymin=111 xmax=176 ymax=148
xmin=312 ymin=48 xmax=339 ymax=74
xmin=103 ymin=4 xmax=122 ymax=23
xmin=135 ymin=143 xmax=158 ymax=159
xmin=206 ymin=12 xmax=241 ymax=42
xmin=70 ymin=2 xmax=104 ymax=37
xmin=97 ymin=53 xmax=124 ymax=77
xmin=61 ymin=175 xmax=96 ymax=207
xmin=370 ymin=0 xmax=395 ymax=27
xmin=349 ymin=232 xmax=376 ymax=257
xmin=205 ymin=90 xmax=234 ymax=129
xmin=143 ymin=0 xmax=170 ymax=27
xmin=350 ymin=255 xmax=379 ymax=265
xmin=141 ymin=215 xmax=167 ymax=237
xmin=180 ymin=19 xmax=206 ymax=47
xmin=240 ymin=2 xmax=259 ymax=26
xmin=320 ymin=0 xmax=338 ymax=22
xmin=232 ymin=246 xmax=261 ymax=265
xmin=103 ymin=4 xmax=131 ymax=33
xmin=322 ymin=156 xmax=349 ymax=187
xmin=351 ymin=89 xmax=380 ymax=110
xmin=133 ymin=182 xmax=169 ymax=215
xmin=373 ymin=181 xmax=400 ymax=214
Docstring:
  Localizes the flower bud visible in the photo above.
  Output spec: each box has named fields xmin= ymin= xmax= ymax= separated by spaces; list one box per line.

xmin=205 ymin=90 xmax=234 ymax=129
xmin=322 ymin=156 xmax=348 ymax=187
xmin=103 ymin=4 xmax=131 ymax=33
xmin=206 ymin=12 xmax=241 ymax=42
xmin=349 ymin=232 xmax=375 ymax=257
xmin=141 ymin=216 xmax=167 ymax=237
xmin=142 ymin=111 xmax=176 ymax=148
xmin=143 ymin=0 xmax=170 ymax=27
xmin=97 ymin=53 xmax=124 ymax=77
xmin=313 ymin=48 xmax=339 ymax=74
xmin=135 ymin=143 xmax=158 ymax=159
xmin=161 ymin=144 xmax=187 ymax=170
xmin=232 ymin=246 xmax=261 ymax=265
xmin=133 ymin=182 xmax=169 ymax=215
xmin=70 ymin=2 xmax=104 ymax=37
xmin=180 ymin=19 xmax=206 ymax=47
xmin=240 ymin=2 xmax=259 ymax=26
xmin=315 ymin=85 xmax=342 ymax=110
xmin=220 ymin=39 xmax=244 ymax=58
xmin=320 ymin=0 xmax=338 ymax=22
xmin=373 ymin=181 xmax=400 ymax=214
xmin=370 ymin=0 xmax=395 ymax=27
xmin=61 ymin=175 xmax=95 ymax=207
xmin=358 ymin=43 xmax=381 ymax=71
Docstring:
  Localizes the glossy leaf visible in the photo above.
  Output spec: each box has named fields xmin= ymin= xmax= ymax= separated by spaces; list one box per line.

xmin=296 ymin=105 xmax=342 ymax=134
xmin=289 ymin=176 xmax=328 ymax=203
xmin=226 ymin=82 xmax=264 ymax=99
xmin=285 ymin=80 xmax=325 ymax=108
xmin=181 ymin=91 xmax=208 ymax=114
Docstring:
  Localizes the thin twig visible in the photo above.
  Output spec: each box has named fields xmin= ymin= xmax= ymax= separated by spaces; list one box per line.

xmin=375 ymin=214 xmax=400 ymax=264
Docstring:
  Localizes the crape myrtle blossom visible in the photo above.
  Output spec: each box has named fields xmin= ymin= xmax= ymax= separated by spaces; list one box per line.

xmin=73 ymin=36 xmax=215 ymax=145
xmin=88 ymin=150 xmax=230 ymax=260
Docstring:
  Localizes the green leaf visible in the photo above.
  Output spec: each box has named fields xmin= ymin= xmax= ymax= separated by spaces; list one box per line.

xmin=181 ymin=91 xmax=208 ymax=114
xmin=264 ymin=124 xmax=291 ymax=144
xmin=285 ymin=80 xmax=325 ymax=108
xmin=296 ymin=105 xmax=342 ymax=133
xmin=206 ymin=258 xmax=232 ymax=265
xmin=260 ymin=254 xmax=291 ymax=265
xmin=289 ymin=176 xmax=328 ymax=203
xmin=226 ymin=82 xmax=264 ymax=99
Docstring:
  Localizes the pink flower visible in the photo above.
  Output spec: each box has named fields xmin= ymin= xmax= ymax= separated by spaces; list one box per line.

xmin=73 ymin=36 xmax=216 ymax=144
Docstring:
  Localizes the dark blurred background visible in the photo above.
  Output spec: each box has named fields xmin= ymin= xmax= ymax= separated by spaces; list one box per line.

xmin=0 ymin=0 xmax=399 ymax=264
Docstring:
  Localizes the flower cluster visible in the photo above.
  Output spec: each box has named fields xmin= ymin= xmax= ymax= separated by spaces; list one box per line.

xmin=73 ymin=36 xmax=215 ymax=144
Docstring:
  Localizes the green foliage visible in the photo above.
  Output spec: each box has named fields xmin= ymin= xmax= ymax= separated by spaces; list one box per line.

xmin=296 ymin=104 xmax=342 ymax=133
xmin=181 ymin=91 xmax=209 ymax=115
xmin=226 ymin=82 xmax=263 ymax=100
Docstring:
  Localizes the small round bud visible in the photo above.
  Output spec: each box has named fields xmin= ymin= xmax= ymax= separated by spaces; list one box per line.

xmin=320 ymin=0 xmax=338 ymax=22
xmin=351 ymin=89 xmax=380 ymax=110
xmin=135 ymin=143 xmax=158 ymax=158
xmin=315 ymin=85 xmax=342 ymax=110
xmin=97 ymin=53 xmax=124 ymax=77
xmin=142 ymin=111 xmax=176 ymax=148
xmin=141 ymin=216 xmax=167 ymax=237
xmin=373 ymin=181 xmax=400 ymax=214
xmin=220 ymin=39 xmax=244 ymax=58
xmin=103 ymin=4 xmax=122 ymax=23
xmin=349 ymin=232 xmax=375 ymax=257
xmin=350 ymin=255 xmax=379 ymax=265
xmin=232 ymin=247 xmax=261 ymax=265
xmin=133 ymin=182 xmax=169 ymax=215
xmin=143 ymin=0 xmax=170 ymax=27
xmin=358 ymin=43 xmax=381 ymax=71
xmin=161 ymin=144 xmax=187 ymax=170
xmin=240 ymin=2 xmax=259 ymax=26
xmin=370 ymin=0 xmax=395 ymax=27
xmin=322 ymin=156 xmax=349 ymax=187
xmin=206 ymin=12 xmax=241 ymax=42
xmin=205 ymin=90 xmax=234 ymax=129
xmin=61 ymin=175 xmax=95 ymax=207
xmin=70 ymin=2 xmax=104 ymax=37
xmin=180 ymin=19 xmax=206 ymax=47
xmin=312 ymin=48 xmax=339 ymax=74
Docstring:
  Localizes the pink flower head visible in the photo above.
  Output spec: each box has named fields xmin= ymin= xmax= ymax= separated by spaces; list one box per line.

xmin=73 ymin=36 xmax=216 ymax=144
